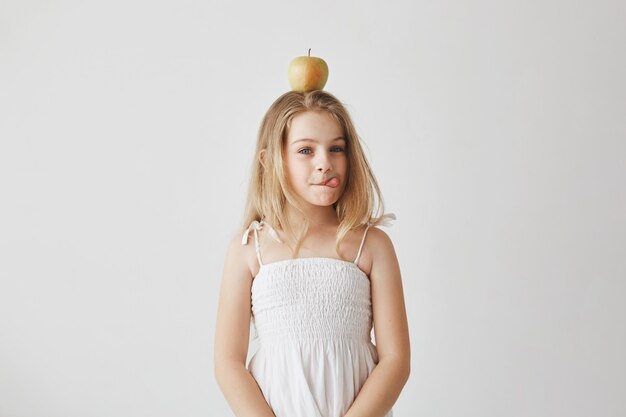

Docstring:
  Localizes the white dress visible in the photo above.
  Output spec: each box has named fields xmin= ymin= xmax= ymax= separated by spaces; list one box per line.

xmin=241 ymin=214 xmax=396 ymax=417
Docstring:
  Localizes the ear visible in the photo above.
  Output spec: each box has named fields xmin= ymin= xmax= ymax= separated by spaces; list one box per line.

xmin=259 ymin=149 xmax=267 ymax=170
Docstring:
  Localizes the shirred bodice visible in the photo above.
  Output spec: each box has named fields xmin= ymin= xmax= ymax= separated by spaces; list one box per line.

xmin=251 ymin=257 xmax=373 ymax=344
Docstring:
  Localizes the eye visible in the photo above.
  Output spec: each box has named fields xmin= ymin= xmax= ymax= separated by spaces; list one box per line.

xmin=297 ymin=146 xmax=345 ymax=155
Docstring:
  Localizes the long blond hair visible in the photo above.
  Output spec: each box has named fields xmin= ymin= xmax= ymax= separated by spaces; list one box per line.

xmin=241 ymin=90 xmax=387 ymax=259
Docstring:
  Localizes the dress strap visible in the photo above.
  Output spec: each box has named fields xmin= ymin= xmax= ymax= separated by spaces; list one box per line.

xmin=353 ymin=212 xmax=397 ymax=265
xmin=241 ymin=219 xmax=283 ymax=267
xmin=354 ymin=224 xmax=371 ymax=265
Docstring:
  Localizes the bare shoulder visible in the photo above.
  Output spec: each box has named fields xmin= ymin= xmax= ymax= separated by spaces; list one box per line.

xmin=366 ymin=225 xmax=400 ymax=280
xmin=224 ymin=231 xmax=257 ymax=279
xmin=366 ymin=225 xmax=395 ymax=250
xmin=367 ymin=226 xmax=397 ymax=260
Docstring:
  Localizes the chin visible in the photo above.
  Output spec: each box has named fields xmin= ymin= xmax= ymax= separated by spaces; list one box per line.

xmin=313 ymin=197 xmax=340 ymax=207
xmin=297 ymin=187 xmax=342 ymax=207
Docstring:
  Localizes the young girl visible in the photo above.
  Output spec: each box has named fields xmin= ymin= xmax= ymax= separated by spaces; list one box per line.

xmin=214 ymin=90 xmax=410 ymax=417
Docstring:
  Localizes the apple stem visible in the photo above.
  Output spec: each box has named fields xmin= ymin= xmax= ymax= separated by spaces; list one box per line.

xmin=308 ymin=48 xmax=311 ymax=57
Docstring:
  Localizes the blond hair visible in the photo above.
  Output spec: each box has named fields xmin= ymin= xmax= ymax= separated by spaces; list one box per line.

xmin=241 ymin=90 xmax=387 ymax=259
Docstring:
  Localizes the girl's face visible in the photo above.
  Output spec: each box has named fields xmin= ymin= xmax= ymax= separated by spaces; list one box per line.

xmin=284 ymin=110 xmax=348 ymax=208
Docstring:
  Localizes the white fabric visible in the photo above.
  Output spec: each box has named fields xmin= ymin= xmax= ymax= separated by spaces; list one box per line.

xmin=242 ymin=216 xmax=396 ymax=417
xmin=241 ymin=219 xmax=283 ymax=245
xmin=369 ymin=212 xmax=397 ymax=228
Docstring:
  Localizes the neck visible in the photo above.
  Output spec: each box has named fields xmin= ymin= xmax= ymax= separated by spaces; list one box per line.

xmin=284 ymin=204 xmax=339 ymax=229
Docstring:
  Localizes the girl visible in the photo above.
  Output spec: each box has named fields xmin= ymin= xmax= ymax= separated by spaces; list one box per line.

xmin=214 ymin=90 xmax=410 ymax=417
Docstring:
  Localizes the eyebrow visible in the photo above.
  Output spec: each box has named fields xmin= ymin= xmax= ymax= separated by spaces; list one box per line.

xmin=290 ymin=137 xmax=346 ymax=145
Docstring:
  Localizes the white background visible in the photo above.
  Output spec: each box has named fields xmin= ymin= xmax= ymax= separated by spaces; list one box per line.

xmin=1 ymin=1 xmax=625 ymax=416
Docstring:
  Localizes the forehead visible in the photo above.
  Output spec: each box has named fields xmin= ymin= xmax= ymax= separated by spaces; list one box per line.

xmin=287 ymin=111 xmax=344 ymax=144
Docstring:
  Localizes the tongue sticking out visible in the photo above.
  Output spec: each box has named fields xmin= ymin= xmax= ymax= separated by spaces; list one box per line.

xmin=325 ymin=177 xmax=340 ymax=188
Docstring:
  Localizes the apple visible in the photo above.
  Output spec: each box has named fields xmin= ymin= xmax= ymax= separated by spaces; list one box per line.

xmin=287 ymin=49 xmax=329 ymax=93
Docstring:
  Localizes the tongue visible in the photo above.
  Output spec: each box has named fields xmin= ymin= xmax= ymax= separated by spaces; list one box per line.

xmin=326 ymin=177 xmax=339 ymax=187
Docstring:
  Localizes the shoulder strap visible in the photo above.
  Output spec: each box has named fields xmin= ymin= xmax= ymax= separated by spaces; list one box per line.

xmin=353 ymin=212 xmax=397 ymax=265
xmin=354 ymin=224 xmax=371 ymax=265
xmin=241 ymin=221 xmax=264 ymax=266
xmin=241 ymin=220 xmax=283 ymax=268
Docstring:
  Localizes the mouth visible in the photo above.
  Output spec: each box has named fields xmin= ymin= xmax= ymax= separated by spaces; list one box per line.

xmin=313 ymin=177 xmax=340 ymax=188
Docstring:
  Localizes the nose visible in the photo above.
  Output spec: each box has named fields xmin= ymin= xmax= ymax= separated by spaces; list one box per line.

xmin=315 ymin=151 xmax=333 ymax=173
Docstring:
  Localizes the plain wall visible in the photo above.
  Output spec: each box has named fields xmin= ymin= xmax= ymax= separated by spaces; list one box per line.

xmin=1 ymin=0 xmax=625 ymax=416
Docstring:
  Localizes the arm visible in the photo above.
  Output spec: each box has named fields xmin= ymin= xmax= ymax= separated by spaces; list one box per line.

xmin=344 ymin=228 xmax=411 ymax=417
xmin=214 ymin=233 xmax=276 ymax=417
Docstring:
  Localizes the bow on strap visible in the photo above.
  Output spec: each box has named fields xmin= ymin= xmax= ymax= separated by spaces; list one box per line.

xmin=241 ymin=220 xmax=283 ymax=245
xmin=368 ymin=212 xmax=397 ymax=228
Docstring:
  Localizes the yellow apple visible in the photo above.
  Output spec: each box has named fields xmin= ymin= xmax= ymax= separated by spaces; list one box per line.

xmin=287 ymin=49 xmax=329 ymax=93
